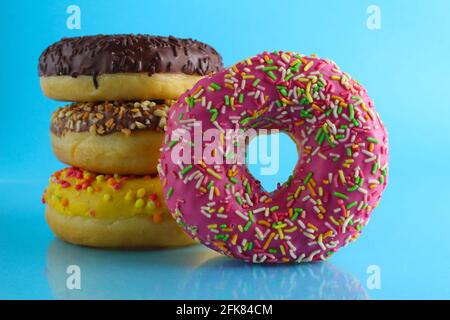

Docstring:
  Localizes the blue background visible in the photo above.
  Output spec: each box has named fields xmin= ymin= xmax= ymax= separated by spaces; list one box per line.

xmin=1 ymin=0 xmax=450 ymax=299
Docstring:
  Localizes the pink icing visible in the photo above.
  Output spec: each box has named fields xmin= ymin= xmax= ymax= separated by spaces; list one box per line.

xmin=159 ymin=51 xmax=389 ymax=263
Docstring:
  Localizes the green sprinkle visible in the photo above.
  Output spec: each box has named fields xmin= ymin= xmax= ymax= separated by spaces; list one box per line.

xmin=346 ymin=201 xmax=358 ymax=209
xmin=358 ymin=177 xmax=365 ymax=187
xmin=318 ymin=132 xmax=326 ymax=146
xmin=291 ymin=208 xmax=302 ymax=221
xmin=347 ymin=147 xmax=352 ymax=157
xmin=304 ymin=172 xmax=313 ymax=185
xmin=290 ymin=64 xmax=301 ymax=73
xmin=290 ymin=59 xmax=301 ymax=67
xmin=240 ymin=117 xmax=252 ymax=125
xmin=186 ymin=96 xmax=195 ymax=107
xmin=215 ymin=234 xmax=229 ymax=241
xmin=229 ymin=177 xmax=238 ymax=184
xmin=372 ymin=162 xmax=379 ymax=174
xmin=269 ymin=248 xmax=277 ymax=254
xmin=238 ymin=93 xmax=244 ymax=104
xmin=225 ymin=151 xmax=235 ymax=160
xmin=285 ymin=73 xmax=294 ymax=81
xmin=272 ymin=222 xmax=286 ymax=229
xmin=290 ymin=59 xmax=302 ymax=72
xmin=166 ymin=187 xmax=174 ymax=199
xmin=315 ymin=128 xmax=323 ymax=141
xmin=236 ymin=195 xmax=243 ymax=205
xmin=294 ymin=208 xmax=304 ymax=214
xmin=209 ymin=109 xmax=218 ymax=122
xmin=263 ymin=66 xmax=277 ymax=71
xmin=326 ymin=134 xmax=336 ymax=148
xmin=300 ymin=97 xmax=310 ymax=105
xmin=209 ymin=82 xmax=221 ymax=91
xmin=270 ymin=206 xmax=279 ymax=212
xmin=267 ymin=71 xmax=277 ymax=81
xmin=279 ymin=87 xmax=288 ymax=97
xmin=180 ymin=165 xmax=193 ymax=175
xmin=334 ymin=192 xmax=348 ymax=200
xmin=169 ymin=140 xmax=179 ymax=149
xmin=244 ymin=220 xmax=252 ymax=231
xmin=300 ymin=110 xmax=313 ymax=118
xmin=248 ymin=211 xmax=255 ymax=222
xmin=245 ymin=182 xmax=252 ymax=195
xmin=207 ymin=180 xmax=214 ymax=189
xmin=367 ymin=137 xmax=379 ymax=144
xmin=348 ymin=185 xmax=359 ymax=192
xmin=252 ymin=79 xmax=261 ymax=87
xmin=349 ymin=104 xmax=355 ymax=120
xmin=207 ymin=168 xmax=222 ymax=180
xmin=224 ymin=95 xmax=230 ymax=106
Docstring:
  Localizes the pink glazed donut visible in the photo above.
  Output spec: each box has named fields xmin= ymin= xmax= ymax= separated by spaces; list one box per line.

xmin=159 ymin=51 xmax=388 ymax=263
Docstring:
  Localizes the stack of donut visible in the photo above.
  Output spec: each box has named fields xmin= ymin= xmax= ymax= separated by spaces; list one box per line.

xmin=39 ymin=34 xmax=223 ymax=248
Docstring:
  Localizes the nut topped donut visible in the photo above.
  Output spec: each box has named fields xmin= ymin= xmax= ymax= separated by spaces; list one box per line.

xmin=50 ymin=100 xmax=171 ymax=175
xmin=39 ymin=34 xmax=223 ymax=101
xmin=159 ymin=51 xmax=389 ymax=263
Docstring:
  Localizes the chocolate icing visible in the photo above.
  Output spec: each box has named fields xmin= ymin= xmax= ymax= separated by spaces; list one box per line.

xmin=39 ymin=34 xmax=223 ymax=81
xmin=51 ymin=100 xmax=172 ymax=137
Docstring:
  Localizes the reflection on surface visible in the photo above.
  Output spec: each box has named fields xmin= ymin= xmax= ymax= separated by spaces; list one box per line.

xmin=186 ymin=258 xmax=369 ymax=300
xmin=46 ymin=239 xmax=369 ymax=300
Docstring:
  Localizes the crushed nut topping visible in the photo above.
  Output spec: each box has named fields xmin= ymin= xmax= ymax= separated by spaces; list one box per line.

xmin=50 ymin=100 xmax=173 ymax=136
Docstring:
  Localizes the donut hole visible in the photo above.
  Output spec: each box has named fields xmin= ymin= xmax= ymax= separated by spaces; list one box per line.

xmin=246 ymin=132 xmax=299 ymax=192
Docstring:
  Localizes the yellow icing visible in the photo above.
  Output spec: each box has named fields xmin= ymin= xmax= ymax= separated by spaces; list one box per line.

xmin=43 ymin=167 xmax=166 ymax=221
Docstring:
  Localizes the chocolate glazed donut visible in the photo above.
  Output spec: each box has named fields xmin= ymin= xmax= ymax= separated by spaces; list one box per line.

xmin=39 ymin=34 xmax=223 ymax=101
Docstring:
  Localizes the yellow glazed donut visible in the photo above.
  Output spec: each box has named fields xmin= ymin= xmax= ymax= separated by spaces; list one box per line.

xmin=38 ymin=34 xmax=223 ymax=102
xmin=50 ymin=100 xmax=170 ymax=175
xmin=43 ymin=167 xmax=195 ymax=248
